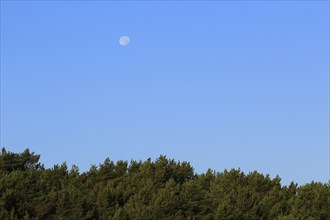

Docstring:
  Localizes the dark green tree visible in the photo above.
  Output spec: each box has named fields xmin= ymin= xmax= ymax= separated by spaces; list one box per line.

xmin=1 ymin=148 xmax=329 ymax=220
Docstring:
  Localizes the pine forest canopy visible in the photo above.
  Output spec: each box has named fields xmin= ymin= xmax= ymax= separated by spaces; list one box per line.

xmin=0 ymin=148 xmax=329 ymax=220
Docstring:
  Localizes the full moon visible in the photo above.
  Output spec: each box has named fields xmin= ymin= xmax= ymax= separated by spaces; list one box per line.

xmin=119 ymin=36 xmax=130 ymax=46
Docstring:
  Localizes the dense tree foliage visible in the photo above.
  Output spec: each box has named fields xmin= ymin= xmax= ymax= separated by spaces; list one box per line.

xmin=0 ymin=148 xmax=329 ymax=219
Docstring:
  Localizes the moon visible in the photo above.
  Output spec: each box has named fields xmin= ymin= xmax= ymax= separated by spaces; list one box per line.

xmin=119 ymin=36 xmax=130 ymax=46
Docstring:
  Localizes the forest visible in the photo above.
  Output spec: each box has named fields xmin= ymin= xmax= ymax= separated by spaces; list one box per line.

xmin=0 ymin=148 xmax=329 ymax=220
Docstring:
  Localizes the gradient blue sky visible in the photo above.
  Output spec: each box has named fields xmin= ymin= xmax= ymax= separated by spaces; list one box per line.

xmin=1 ymin=1 xmax=329 ymax=185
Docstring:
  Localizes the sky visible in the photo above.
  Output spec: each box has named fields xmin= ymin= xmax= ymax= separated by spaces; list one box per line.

xmin=1 ymin=1 xmax=329 ymax=185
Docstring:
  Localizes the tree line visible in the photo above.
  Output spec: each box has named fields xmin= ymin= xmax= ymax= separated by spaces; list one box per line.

xmin=0 ymin=148 xmax=329 ymax=220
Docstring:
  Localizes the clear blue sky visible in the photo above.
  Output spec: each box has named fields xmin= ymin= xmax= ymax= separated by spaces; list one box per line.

xmin=1 ymin=1 xmax=329 ymax=185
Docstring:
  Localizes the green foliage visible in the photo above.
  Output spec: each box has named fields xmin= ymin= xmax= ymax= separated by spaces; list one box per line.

xmin=0 ymin=148 xmax=328 ymax=219
xmin=291 ymin=182 xmax=330 ymax=220
xmin=0 ymin=148 xmax=40 ymax=173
